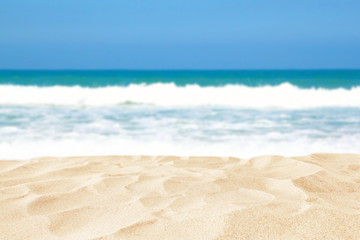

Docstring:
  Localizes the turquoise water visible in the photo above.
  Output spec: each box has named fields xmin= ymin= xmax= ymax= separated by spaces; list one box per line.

xmin=0 ymin=70 xmax=359 ymax=159
xmin=1 ymin=70 xmax=360 ymax=88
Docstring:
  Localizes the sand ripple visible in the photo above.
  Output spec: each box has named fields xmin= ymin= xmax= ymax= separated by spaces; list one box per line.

xmin=0 ymin=154 xmax=360 ymax=239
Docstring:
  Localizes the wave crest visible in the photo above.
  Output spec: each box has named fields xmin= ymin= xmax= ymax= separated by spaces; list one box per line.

xmin=0 ymin=83 xmax=359 ymax=108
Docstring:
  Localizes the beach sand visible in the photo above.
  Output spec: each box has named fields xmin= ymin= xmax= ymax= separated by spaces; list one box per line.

xmin=1 ymin=153 xmax=360 ymax=240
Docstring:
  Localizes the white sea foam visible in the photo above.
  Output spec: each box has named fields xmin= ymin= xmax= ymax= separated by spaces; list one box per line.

xmin=0 ymin=83 xmax=359 ymax=108
xmin=1 ymin=133 xmax=359 ymax=160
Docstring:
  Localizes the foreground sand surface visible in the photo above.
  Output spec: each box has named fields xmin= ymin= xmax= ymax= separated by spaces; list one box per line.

xmin=0 ymin=154 xmax=360 ymax=240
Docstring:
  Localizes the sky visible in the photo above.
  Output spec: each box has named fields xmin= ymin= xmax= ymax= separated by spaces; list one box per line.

xmin=1 ymin=0 xmax=360 ymax=69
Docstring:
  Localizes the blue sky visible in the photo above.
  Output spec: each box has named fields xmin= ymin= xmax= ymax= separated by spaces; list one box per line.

xmin=1 ymin=0 xmax=359 ymax=69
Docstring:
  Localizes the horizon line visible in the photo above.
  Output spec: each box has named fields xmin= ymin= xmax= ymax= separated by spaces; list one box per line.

xmin=1 ymin=68 xmax=360 ymax=71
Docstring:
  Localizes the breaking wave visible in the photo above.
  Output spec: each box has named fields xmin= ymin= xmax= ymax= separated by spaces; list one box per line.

xmin=0 ymin=83 xmax=359 ymax=108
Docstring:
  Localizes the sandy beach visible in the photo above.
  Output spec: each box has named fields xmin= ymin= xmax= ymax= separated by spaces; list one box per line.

xmin=0 ymin=153 xmax=360 ymax=240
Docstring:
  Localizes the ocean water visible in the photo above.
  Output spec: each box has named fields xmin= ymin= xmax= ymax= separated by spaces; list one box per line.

xmin=0 ymin=70 xmax=359 ymax=159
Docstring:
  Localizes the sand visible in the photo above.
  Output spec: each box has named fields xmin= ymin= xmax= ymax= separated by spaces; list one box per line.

xmin=0 ymin=154 xmax=360 ymax=240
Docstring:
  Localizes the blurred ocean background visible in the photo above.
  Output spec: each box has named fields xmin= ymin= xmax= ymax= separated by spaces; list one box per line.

xmin=0 ymin=70 xmax=359 ymax=159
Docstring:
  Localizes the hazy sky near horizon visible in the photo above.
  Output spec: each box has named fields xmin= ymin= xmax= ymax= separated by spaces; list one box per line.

xmin=1 ymin=0 xmax=360 ymax=69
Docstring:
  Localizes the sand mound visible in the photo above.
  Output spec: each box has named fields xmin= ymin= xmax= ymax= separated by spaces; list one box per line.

xmin=0 ymin=154 xmax=360 ymax=239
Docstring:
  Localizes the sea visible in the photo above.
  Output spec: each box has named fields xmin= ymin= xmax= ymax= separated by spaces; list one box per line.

xmin=0 ymin=70 xmax=359 ymax=160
